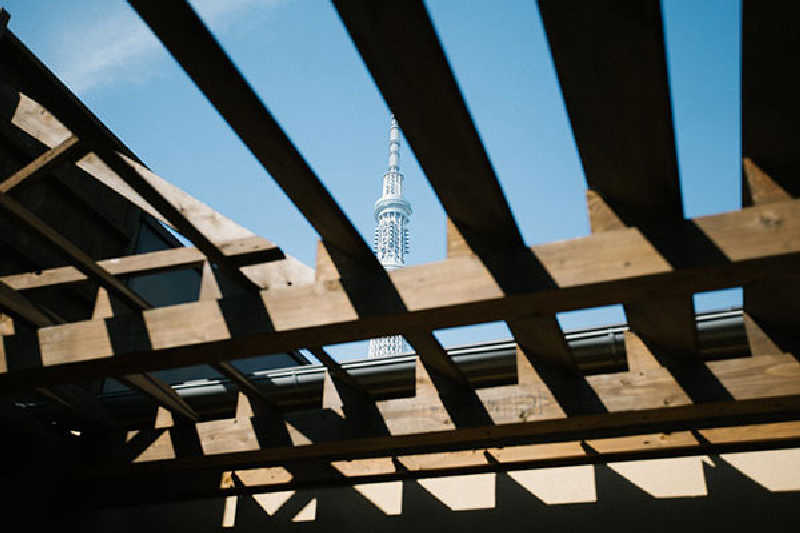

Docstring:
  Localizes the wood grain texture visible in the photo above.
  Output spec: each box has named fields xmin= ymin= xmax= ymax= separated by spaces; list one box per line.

xmin=2 ymin=199 xmax=799 ymax=389
xmin=0 ymin=134 xmax=87 ymax=192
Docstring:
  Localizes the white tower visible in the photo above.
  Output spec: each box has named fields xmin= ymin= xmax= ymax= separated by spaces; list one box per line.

xmin=368 ymin=115 xmax=412 ymax=358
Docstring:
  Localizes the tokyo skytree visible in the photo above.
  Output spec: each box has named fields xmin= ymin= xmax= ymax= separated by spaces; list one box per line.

xmin=368 ymin=116 xmax=412 ymax=358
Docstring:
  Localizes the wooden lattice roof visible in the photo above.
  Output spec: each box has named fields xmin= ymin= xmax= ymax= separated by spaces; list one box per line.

xmin=0 ymin=0 xmax=799 ymax=505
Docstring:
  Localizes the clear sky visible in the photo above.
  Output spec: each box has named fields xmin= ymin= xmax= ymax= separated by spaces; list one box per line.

xmin=1 ymin=0 xmax=743 ymax=360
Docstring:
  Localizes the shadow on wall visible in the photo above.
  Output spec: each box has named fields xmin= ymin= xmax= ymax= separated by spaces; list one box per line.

xmin=77 ymin=450 xmax=800 ymax=532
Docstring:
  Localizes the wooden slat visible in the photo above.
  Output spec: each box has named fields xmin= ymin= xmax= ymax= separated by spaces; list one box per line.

xmin=336 ymin=2 xmax=575 ymax=374
xmin=334 ymin=1 xmax=522 ymax=252
xmin=0 ymin=236 xmax=282 ymax=292
xmin=0 ymin=190 xmax=151 ymax=310
xmin=195 ymin=262 xmax=277 ymax=406
xmin=84 ymin=393 xmax=800 ymax=478
xmin=309 ymin=347 xmax=367 ymax=396
xmin=0 ymin=283 xmax=120 ymax=427
xmin=127 ymin=0 xmax=374 ymax=269
xmin=741 ymin=2 xmax=800 ymax=355
xmin=1 ymin=199 xmax=798 ymax=389
xmin=539 ymin=1 xmax=697 ymax=358
xmin=102 ymin=424 xmax=800 ymax=503
xmin=0 ymin=29 xmax=261 ymax=294
xmin=0 ymin=134 xmax=87 ymax=192
xmin=0 ymin=280 xmax=54 ymax=327
xmin=742 ymin=1 xmax=800 ymax=190
xmin=128 ymin=1 xmax=469 ymax=391
xmin=539 ymin=0 xmax=682 ymax=224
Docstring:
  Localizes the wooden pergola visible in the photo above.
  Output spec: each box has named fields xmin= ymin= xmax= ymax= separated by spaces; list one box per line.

xmin=1 ymin=0 xmax=799 ymax=507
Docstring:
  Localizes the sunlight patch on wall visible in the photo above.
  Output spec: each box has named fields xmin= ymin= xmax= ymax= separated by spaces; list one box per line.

xmin=608 ymin=457 xmax=707 ymax=498
xmin=253 ymin=491 xmax=295 ymax=515
xmin=355 ymin=482 xmax=403 ymax=515
xmin=507 ymin=465 xmax=596 ymax=504
xmin=292 ymin=498 xmax=317 ymax=522
xmin=417 ymin=473 xmax=495 ymax=510
xmin=721 ymin=449 xmax=800 ymax=492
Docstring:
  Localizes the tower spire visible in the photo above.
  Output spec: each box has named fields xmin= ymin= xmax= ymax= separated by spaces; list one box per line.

xmin=369 ymin=115 xmax=412 ymax=358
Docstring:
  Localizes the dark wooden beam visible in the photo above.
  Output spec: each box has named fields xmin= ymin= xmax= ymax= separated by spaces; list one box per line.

xmin=741 ymin=1 xmax=800 ymax=355
xmin=539 ymin=0 xmax=697 ymax=360
xmin=0 ymin=191 xmax=151 ymax=310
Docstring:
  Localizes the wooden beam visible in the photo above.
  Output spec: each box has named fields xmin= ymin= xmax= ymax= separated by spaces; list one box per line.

xmin=83 ymin=393 xmax=800 ymax=478
xmin=0 ymin=191 xmax=151 ymax=310
xmin=539 ymin=0 xmax=682 ymax=225
xmin=0 ymin=134 xmax=88 ymax=192
xmin=335 ymin=2 xmax=575 ymax=377
xmin=334 ymin=1 xmax=522 ymax=252
xmin=0 ymin=236 xmax=282 ymax=292
xmin=0 ymin=285 xmax=120 ymax=427
xmin=741 ymin=2 xmax=800 ymax=356
xmin=308 ymin=347 xmax=367 ymax=396
xmin=1 ymin=198 xmax=798 ymax=389
xmin=127 ymin=2 xmax=467 ymax=393
xmin=99 ymin=422 xmax=800 ymax=503
xmin=539 ymin=1 xmax=698 ymax=360
xmin=741 ymin=1 xmax=800 ymax=190
xmin=0 ymin=280 xmax=54 ymax=327
xmin=127 ymin=0 xmax=375 ymax=269
xmin=1 ymin=28 xmax=270 ymax=294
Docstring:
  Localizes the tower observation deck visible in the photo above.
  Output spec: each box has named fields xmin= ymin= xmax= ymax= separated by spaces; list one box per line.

xmin=368 ymin=116 xmax=412 ymax=358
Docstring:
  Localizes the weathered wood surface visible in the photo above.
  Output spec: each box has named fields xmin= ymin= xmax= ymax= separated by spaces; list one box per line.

xmin=6 ymin=89 xmax=313 ymax=290
xmin=0 ymin=134 xmax=87 ymax=192
xmin=88 ymin=382 xmax=800 ymax=477
xmin=1 ymin=199 xmax=797 ymax=389
xmin=0 ymin=190 xmax=151 ymax=310
xmin=0 ymin=236 xmax=282 ymax=292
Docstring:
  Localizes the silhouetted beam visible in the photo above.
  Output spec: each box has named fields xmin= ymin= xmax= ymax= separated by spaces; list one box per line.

xmin=334 ymin=0 xmax=522 ymax=252
xmin=308 ymin=347 xmax=368 ymax=395
xmin=539 ymin=0 xmax=697 ymax=358
xmin=127 ymin=0 xmax=468 ymax=391
xmin=740 ymin=2 xmax=800 ymax=355
xmin=0 ymin=280 xmax=53 ymax=327
xmin=0 ymin=30 xmax=258 ymax=294
xmin=0 ymin=281 xmax=120 ymax=427
xmin=742 ymin=2 xmax=800 ymax=189
xmin=0 ymin=192 xmax=151 ymax=311
xmin=210 ymin=361 xmax=275 ymax=407
xmin=333 ymin=2 xmax=574 ymax=374
xmin=0 ymin=196 xmax=198 ymax=419
xmin=127 ymin=0 xmax=373 ymax=268
xmin=0 ymin=135 xmax=88 ymax=193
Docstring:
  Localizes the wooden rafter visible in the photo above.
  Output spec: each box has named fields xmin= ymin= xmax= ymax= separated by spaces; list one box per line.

xmin=0 ymin=191 xmax=151 ymax=310
xmin=128 ymin=0 xmax=469 ymax=395
xmin=0 ymin=193 xmax=197 ymax=419
xmin=0 ymin=134 xmax=87 ymax=192
xmin=539 ymin=0 xmax=698 ymax=361
xmin=0 ymin=236 xmax=282 ymax=292
xmin=741 ymin=1 xmax=800 ymax=356
xmin=334 ymin=1 xmax=576 ymax=379
xmin=1 ymin=198 xmax=798 ymax=390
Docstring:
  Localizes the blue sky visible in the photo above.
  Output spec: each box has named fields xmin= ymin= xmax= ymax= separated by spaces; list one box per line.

xmin=2 ymin=0 xmax=743 ymax=359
